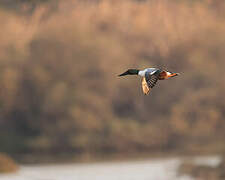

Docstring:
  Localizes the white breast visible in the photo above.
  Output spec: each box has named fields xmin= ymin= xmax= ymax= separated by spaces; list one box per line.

xmin=138 ymin=70 xmax=146 ymax=77
xmin=138 ymin=68 xmax=158 ymax=77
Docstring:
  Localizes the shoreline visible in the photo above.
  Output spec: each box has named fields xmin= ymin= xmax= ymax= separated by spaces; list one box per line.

xmin=13 ymin=151 xmax=223 ymax=165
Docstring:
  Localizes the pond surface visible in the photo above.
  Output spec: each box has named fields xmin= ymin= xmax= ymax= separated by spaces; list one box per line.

xmin=0 ymin=156 xmax=220 ymax=180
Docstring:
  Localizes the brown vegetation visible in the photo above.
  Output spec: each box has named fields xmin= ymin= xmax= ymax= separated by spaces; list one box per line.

xmin=0 ymin=0 xmax=225 ymax=162
xmin=178 ymin=157 xmax=225 ymax=180
xmin=0 ymin=153 xmax=18 ymax=173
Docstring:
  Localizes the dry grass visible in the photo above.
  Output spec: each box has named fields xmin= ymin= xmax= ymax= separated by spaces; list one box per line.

xmin=178 ymin=157 xmax=225 ymax=180
xmin=0 ymin=153 xmax=18 ymax=173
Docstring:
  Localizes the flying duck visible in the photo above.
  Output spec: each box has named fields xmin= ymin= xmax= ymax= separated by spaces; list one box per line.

xmin=118 ymin=68 xmax=179 ymax=95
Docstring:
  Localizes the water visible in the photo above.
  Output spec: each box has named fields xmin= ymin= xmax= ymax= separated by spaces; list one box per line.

xmin=0 ymin=156 xmax=220 ymax=180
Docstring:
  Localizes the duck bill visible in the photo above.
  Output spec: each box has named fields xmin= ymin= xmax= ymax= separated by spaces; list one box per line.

xmin=168 ymin=73 xmax=180 ymax=77
xmin=118 ymin=71 xmax=129 ymax=76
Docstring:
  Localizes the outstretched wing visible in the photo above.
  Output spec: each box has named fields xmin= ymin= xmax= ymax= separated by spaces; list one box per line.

xmin=141 ymin=70 xmax=160 ymax=95
xmin=141 ymin=77 xmax=150 ymax=95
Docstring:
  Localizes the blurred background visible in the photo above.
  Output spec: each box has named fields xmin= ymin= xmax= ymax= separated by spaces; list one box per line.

xmin=0 ymin=0 xmax=225 ymax=179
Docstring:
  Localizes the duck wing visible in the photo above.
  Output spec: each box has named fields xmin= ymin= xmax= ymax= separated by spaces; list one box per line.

xmin=141 ymin=70 xmax=160 ymax=95
xmin=141 ymin=77 xmax=150 ymax=95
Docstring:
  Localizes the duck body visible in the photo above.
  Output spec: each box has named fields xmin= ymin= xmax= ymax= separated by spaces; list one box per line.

xmin=138 ymin=68 xmax=157 ymax=77
xmin=138 ymin=68 xmax=178 ymax=80
xmin=119 ymin=67 xmax=179 ymax=95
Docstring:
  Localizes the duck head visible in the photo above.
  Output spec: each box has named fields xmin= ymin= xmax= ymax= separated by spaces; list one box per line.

xmin=118 ymin=69 xmax=140 ymax=76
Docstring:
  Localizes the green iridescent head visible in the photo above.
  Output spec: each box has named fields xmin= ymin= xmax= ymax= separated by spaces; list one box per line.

xmin=118 ymin=69 xmax=139 ymax=76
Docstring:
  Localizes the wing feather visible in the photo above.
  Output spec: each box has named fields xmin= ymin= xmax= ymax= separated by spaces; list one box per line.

xmin=141 ymin=77 xmax=150 ymax=95
xmin=141 ymin=70 xmax=160 ymax=94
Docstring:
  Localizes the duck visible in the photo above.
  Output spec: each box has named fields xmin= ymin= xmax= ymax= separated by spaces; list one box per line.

xmin=118 ymin=68 xmax=179 ymax=95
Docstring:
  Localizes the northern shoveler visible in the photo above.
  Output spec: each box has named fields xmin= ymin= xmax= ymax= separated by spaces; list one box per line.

xmin=118 ymin=68 xmax=179 ymax=95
